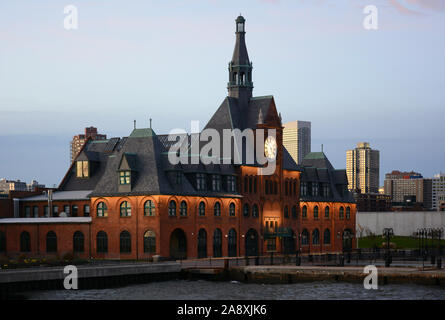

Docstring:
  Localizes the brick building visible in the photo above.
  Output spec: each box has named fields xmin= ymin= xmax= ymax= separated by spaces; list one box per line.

xmin=0 ymin=16 xmax=356 ymax=260
xmin=70 ymin=127 xmax=107 ymax=163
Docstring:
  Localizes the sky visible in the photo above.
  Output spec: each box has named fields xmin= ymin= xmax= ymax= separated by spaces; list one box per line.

xmin=0 ymin=0 xmax=444 ymax=187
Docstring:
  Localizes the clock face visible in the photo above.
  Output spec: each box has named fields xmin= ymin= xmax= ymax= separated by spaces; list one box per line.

xmin=264 ymin=136 xmax=277 ymax=160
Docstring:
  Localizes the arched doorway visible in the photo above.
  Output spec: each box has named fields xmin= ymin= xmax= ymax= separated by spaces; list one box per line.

xmin=213 ymin=229 xmax=222 ymax=257
xmin=228 ymin=229 xmax=237 ymax=257
xmin=197 ymin=229 xmax=207 ymax=258
xmin=170 ymin=229 xmax=187 ymax=259
xmin=245 ymin=229 xmax=258 ymax=257
xmin=342 ymin=229 xmax=353 ymax=253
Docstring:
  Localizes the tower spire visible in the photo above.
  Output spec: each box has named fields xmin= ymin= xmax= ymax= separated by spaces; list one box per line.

xmin=227 ymin=15 xmax=253 ymax=103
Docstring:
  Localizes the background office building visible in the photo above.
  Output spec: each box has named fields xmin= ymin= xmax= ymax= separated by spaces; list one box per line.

xmin=384 ymin=170 xmax=424 ymax=202
xmin=346 ymin=142 xmax=379 ymax=194
xmin=70 ymin=127 xmax=107 ymax=163
xmin=283 ymin=121 xmax=311 ymax=165
xmin=432 ymin=172 xmax=445 ymax=211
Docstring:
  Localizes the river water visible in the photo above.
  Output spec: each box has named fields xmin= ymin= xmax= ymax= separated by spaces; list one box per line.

xmin=21 ymin=280 xmax=445 ymax=300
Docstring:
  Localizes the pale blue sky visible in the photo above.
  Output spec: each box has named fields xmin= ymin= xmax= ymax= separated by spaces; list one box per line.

xmin=0 ymin=0 xmax=444 ymax=186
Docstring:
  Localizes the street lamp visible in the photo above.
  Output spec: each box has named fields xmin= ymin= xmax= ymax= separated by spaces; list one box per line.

xmin=382 ymin=228 xmax=394 ymax=267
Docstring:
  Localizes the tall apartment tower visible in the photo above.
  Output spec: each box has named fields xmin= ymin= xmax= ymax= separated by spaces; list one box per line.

xmin=283 ymin=121 xmax=311 ymax=165
xmin=70 ymin=127 xmax=107 ymax=163
xmin=346 ymin=142 xmax=379 ymax=194
xmin=432 ymin=172 xmax=445 ymax=211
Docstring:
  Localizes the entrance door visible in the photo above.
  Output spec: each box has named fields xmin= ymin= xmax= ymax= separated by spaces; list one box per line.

xmin=245 ymin=229 xmax=258 ymax=256
xmin=170 ymin=229 xmax=187 ymax=259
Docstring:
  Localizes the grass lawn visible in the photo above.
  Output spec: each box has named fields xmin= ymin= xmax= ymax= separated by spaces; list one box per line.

xmin=358 ymin=235 xmax=445 ymax=249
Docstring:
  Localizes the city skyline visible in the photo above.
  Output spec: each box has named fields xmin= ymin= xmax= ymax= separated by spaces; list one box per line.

xmin=1 ymin=0 xmax=444 ymax=186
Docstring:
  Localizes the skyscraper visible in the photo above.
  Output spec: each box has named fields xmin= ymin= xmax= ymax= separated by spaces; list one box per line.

xmin=70 ymin=127 xmax=107 ymax=163
xmin=383 ymin=170 xmax=424 ymax=203
xmin=283 ymin=121 xmax=311 ymax=165
xmin=346 ymin=142 xmax=379 ymax=194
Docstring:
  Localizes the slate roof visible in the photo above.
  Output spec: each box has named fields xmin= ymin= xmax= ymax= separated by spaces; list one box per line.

xmin=300 ymin=152 xmax=354 ymax=203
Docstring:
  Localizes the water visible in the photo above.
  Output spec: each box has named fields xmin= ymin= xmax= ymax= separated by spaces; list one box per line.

xmin=20 ymin=280 xmax=445 ymax=300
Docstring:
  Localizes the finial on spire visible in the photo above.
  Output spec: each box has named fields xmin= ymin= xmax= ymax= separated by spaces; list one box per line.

xmin=150 ymin=118 xmax=152 ymax=129
xmin=321 ymin=144 xmax=324 ymax=153
xmin=134 ymin=120 xmax=136 ymax=129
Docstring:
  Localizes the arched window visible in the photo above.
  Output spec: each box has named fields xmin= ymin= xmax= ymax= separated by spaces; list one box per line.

xmin=97 ymin=231 xmax=108 ymax=253
xmin=0 ymin=231 xmax=6 ymax=252
xmin=244 ymin=176 xmax=248 ymax=193
xmin=144 ymin=230 xmax=156 ymax=254
xmin=180 ymin=201 xmax=187 ymax=216
xmin=197 ymin=229 xmax=207 ymax=258
xmin=294 ymin=180 xmax=298 ymax=196
xmin=284 ymin=206 xmax=289 ymax=218
xmin=213 ymin=229 xmax=222 ymax=257
xmin=243 ymin=203 xmax=250 ymax=217
xmin=144 ymin=200 xmax=155 ymax=216
xmin=291 ymin=205 xmax=298 ymax=219
xmin=229 ymin=203 xmax=236 ymax=217
xmin=301 ymin=229 xmax=309 ymax=245
xmin=46 ymin=231 xmax=57 ymax=253
xmin=214 ymin=202 xmax=221 ymax=216
xmin=249 ymin=176 xmax=252 ymax=193
xmin=20 ymin=231 xmax=31 ymax=252
xmin=120 ymin=231 xmax=131 ymax=253
xmin=339 ymin=206 xmax=344 ymax=220
xmin=302 ymin=205 xmax=307 ymax=219
xmin=254 ymin=177 xmax=257 ymax=193
xmin=285 ymin=180 xmax=289 ymax=196
xmin=198 ymin=201 xmax=206 ymax=216
xmin=325 ymin=206 xmax=330 ymax=218
xmin=120 ymin=201 xmax=131 ymax=217
xmin=169 ymin=200 xmax=177 ymax=216
xmin=314 ymin=206 xmax=319 ymax=220
xmin=97 ymin=202 xmax=108 ymax=217
xmin=228 ymin=229 xmax=237 ymax=257
xmin=273 ymin=181 xmax=278 ymax=194
xmin=346 ymin=207 xmax=351 ymax=220
xmin=252 ymin=204 xmax=259 ymax=218
xmin=312 ymin=229 xmax=320 ymax=245
xmin=73 ymin=231 xmax=84 ymax=253
xmin=323 ymin=229 xmax=331 ymax=245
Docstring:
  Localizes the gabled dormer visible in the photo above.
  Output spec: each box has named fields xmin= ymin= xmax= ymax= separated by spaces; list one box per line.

xmin=75 ymin=151 xmax=100 ymax=179
xmin=118 ymin=153 xmax=138 ymax=192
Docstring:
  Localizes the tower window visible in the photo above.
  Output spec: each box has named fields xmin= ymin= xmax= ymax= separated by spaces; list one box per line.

xmin=237 ymin=22 xmax=244 ymax=32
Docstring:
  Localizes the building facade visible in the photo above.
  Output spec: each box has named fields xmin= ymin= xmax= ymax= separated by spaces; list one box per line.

xmin=432 ymin=173 xmax=445 ymax=211
xmin=384 ymin=171 xmax=424 ymax=203
xmin=346 ymin=142 xmax=379 ymax=194
xmin=283 ymin=121 xmax=311 ymax=165
xmin=70 ymin=127 xmax=107 ymax=163
xmin=0 ymin=16 xmax=356 ymax=260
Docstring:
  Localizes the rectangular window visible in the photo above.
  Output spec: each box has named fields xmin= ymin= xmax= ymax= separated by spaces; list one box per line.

xmin=25 ymin=206 xmax=31 ymax=217
xmin=84 ymin=205 xmax=90 ymax=217
xmin=175 ymin=171 xmax=182 ymax=185
xmin=212 ymin=175 xmax=221 ymax=192
xmin=72 ymin=205 xmax=78 ymax=217
xmin=44 ymin=206 xmax=49 ymax=217
xmin=33 ymin=206 xmax=39 ymax=217
xmin=119 ymin=171 xmax=131 ymax=185
xmin=53 ymin=205 xmax=58 ymax=217
xmin=64 ymin=205 xmax=70 ymax=215
xmin=196 ymin=173 xmax=206 ymax=191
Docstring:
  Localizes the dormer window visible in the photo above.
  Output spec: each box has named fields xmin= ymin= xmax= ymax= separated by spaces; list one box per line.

xmin=212 ymin=174 xmax=221 ymax=192
xmin=196 ymin=173 xmax=206 ymax=191
xmin=119 ymin=171 xmax=131 ymax=185
xmin=76 ymin=161 xmax=89 ymax=178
